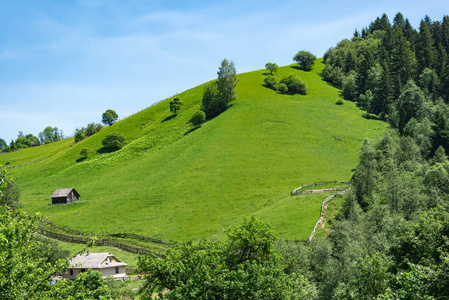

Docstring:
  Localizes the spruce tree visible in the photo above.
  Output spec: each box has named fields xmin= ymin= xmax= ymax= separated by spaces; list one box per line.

xmin=417 ymin=20 xmax=436 ymax=72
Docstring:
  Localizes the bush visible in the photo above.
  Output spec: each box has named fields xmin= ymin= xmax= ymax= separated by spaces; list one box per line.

xmin=280 ymin=74 xmax=307 ymax=95
xmin=79 ymin=148 xmax=89 ymax=159
xmin=264 ymin=75 xmax=278 ymax=90
xmin=101 ymin=133 xmax=125 ymax=151
xmin=336 ymin=98 xmax=344 ymax=105
xmin=190 ymin=110 xmax=206 ymax=127
xmin=278 ymin=83 xmax=288 ymax=94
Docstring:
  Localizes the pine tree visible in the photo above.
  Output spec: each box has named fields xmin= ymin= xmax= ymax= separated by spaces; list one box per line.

xmin=403 ymin=19 xmax=418 ymax=52
xmin=441 ymin=16 xmax=449 ymax=53
xmin=417 ymin=20 xmax=436 ymax=72
xmin=371 ymin=62 xmax=393 ymax=117
xmin=357 ymin=48 xmax=375 ymax=95
xmin=390 ymin=27 xmax=416 ymax=95
xmin=393 ymin=12 xmax=405 ymax=28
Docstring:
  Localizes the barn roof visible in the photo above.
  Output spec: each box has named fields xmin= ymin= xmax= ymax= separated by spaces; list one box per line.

xmin=51 ymin=188 xmax=80 ymax=198
xmin=69 ymin=252 xmax=127 ymax=269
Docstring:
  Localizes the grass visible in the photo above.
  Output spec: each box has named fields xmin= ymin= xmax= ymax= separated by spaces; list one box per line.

xmin=1 ymin=59 xmax=387 ymax=242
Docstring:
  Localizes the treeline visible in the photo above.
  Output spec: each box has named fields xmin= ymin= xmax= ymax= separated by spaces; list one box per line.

xmin=323 ymin=13 xmax=449 ymax=158
xmin=74 ymin=122 xmax=103 ymax=142
xmin=0 ymin=126 xmax=64 ymax=153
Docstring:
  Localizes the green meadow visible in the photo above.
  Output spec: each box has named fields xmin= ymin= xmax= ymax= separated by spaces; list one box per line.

xmin=1 ymin=59 xmax=387 ymax=241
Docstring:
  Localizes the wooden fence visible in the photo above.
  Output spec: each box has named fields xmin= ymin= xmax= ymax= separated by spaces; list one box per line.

xmin=107 ymin=232 xmax=176 ymax=245
xmin=38 ymin=218 xmax=174 ymax=245
xmin=291 ymin=180 xmax=350 ymax=196
xmin=308 ymin=184 xmax=351 ymax=241
xmin=37 ymin=228 xmax=165 ymax=258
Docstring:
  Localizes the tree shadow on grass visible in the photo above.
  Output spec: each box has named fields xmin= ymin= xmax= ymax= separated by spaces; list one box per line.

xmin=290 ymin=65 xmax=315 ymax=72
xmin=97 ymin=147 xmax=118 ymax=154
xmin=161 ymin=114 xmax=177 ymax=123
xmin=184 ymin=126 xmax=201 ymax=136
xmin=76 ymin=157 xmax=87 ymax=163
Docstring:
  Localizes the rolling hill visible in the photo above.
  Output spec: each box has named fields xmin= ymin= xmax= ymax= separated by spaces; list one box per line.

xmin=1 ymin=59 xmax=387 ymax=241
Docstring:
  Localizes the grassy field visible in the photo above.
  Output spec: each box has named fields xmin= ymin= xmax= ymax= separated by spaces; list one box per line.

xmin=1 ymin=59 xmax=387 ymax=241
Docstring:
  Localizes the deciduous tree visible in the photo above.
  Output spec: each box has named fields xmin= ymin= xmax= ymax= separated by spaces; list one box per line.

xmin=169 ymin=97 xmax=182 ymax=115
xmin=265 ymin=62 xmax=278 ymax=75
xmin=102 ymin=109 xmax=119 ymax=126
xmin=217 ymin=58 xmax=237 ymax=104
xmin=293 ymin=50 xmax=317 ymax=71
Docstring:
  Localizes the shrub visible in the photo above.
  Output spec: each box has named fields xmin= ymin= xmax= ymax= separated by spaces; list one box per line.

xmin=80 ymin=148 xmax=89 ymax=159
xmin=190 ymin=110 xmax=206 ymax=127
xmin=264 ymin=75 xmax=278 ymax=90
xmin=278 ymin=83 xmax=288 ymax=94
xmin=280 ymin=74 xmax=307 ymax=95
xmin=101 ymin=133 xmax=125 ymax=151
xmin=336 ymin=98 xmax=344 ymax=105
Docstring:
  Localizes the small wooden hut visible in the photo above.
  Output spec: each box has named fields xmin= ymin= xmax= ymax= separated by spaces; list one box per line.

xmin=51 ymin=188 xmax=80 ymax=204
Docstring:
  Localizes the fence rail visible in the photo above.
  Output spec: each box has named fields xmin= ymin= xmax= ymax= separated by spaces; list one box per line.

xmin=291 ymin=180 xmax=350 ymax=196
xmin=37 ymin=218 xmax=174 ymax=245
xmin=107 ymin=232 xmax=176 ymax=245
xmin=308 ymin=184 xmax=351 ymax=241
xmin=37 ymin=228 xmax=165 ymax=258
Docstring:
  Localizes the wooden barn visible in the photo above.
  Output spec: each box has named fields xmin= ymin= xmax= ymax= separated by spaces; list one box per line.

xmin=51 ymin=188 xmax=80 ymax=204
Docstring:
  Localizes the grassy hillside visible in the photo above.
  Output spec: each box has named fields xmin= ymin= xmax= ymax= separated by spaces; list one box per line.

xmin=1 ymin=59 xmax=387 ymax=241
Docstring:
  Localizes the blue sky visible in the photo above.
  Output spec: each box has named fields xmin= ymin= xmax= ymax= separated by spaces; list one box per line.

xmin=0 ymin=0 xmax=447 ymax=143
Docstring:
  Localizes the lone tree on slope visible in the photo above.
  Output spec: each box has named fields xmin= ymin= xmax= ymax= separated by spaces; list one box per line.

xmin=170 ymin=97 xmax=182 ymax=115
xmin=265 ymin=63 xmax=278 ymax=75
xmin=102 ymin=109 xmax=119 ymax=126
xmin=293 ymin=50 xmax=316 ymax=71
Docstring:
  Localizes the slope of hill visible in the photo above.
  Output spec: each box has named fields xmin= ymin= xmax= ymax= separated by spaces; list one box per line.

xmin=1 ymin=59 xmax=387 ymax=241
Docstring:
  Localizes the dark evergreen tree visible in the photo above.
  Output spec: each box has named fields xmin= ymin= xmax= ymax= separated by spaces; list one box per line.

xmin=390 ymin=27 xmax=416 ymax=96
xmin=357 ymin=48 xmax=375 ymax=95
xmin=371 ymin=62 xmax=393 ymax=117
xmin=432 ymin=105 xmax=449 ymax=154
xmin=393 ymin=12 xmax=405 ymax=28
xmin=417 ymin=20 xmax=436 ymax=72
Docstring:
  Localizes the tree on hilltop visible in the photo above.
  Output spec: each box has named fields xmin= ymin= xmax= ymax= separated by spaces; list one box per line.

xmin=293 ymin=50 xmax=316 ymax=71
xmin=217 ymin=58 xmax=238 ymax=104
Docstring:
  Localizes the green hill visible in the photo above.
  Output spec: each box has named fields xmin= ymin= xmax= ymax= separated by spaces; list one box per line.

xmin=1 ymin=59 xmax=387 ymax=241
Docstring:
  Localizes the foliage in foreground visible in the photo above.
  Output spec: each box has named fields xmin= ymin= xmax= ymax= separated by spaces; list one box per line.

xmin=0 ymin=205 xmax=112 ymax=299
xmin=138 ymin=216 xmax=317 ymax=299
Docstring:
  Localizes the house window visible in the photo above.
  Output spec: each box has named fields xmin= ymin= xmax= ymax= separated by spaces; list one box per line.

xmin=69 ymin=269 xmax=73 ymax=276
xmin=115 ymin=267 xmax=119 ymax=274
xmin=81 ymin=269 xmax=86 ymax=273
